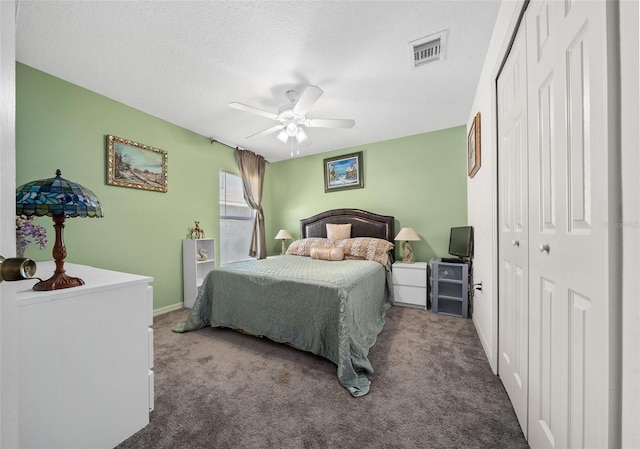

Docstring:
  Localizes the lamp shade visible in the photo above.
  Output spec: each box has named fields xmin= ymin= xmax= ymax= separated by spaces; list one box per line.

xmin=274 ymin=229 xmax=292 ymax=255
xmin=16 ymin=169 xmax=103 ymax=218
xmin=274 ymin=229 xmax=292 ymax=240
xmin=15 ymin=169 xmax=103 ymax=291
xmin=394 ymin=227 xmax=420 ymax=241
xmin=277 ymin=129 xmax=289 ymax=143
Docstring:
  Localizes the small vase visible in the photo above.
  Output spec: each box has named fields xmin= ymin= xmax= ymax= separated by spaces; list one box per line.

xmin=197 ymin=248 xmax=208 ymax=261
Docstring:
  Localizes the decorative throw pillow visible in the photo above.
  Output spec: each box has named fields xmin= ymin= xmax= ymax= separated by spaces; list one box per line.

xmin=326 ymin=223 xmax=352 ymax=240
xmin=336 ymin=237 xmax=395 ymax=265
xmin=310 ymin=246 xmax=345 ymax=261
xmin=285 ymin=238 xmax=333 ymax=256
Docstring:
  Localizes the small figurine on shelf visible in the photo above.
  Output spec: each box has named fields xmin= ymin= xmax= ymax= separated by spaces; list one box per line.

xmin=188 ymin=221 xmax=205 ymax=239
xmin=197 ymin=248 xmax=208 ymax=261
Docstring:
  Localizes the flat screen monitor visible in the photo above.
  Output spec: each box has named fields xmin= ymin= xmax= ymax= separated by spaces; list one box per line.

xmin=448 ymin=226 xmax=473 ymax=259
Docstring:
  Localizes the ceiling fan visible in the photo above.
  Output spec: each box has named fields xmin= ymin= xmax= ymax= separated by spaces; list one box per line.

xmin=229 ymin=85 xmax=355 ymax=145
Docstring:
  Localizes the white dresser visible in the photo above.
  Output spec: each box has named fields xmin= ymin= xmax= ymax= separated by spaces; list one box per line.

xmin=16 ymin=262 xmax=154 ymax=449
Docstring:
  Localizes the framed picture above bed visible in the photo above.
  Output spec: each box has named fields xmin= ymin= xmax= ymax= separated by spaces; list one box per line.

xmin=107 ymin=135 xmax=168 ymax=192
xmin=323 ymin=151 xmax=364 ymax=193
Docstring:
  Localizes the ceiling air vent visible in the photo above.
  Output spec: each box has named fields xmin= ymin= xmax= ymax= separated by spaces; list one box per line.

xmin=410 ymin=30 xmax=447 ymax=69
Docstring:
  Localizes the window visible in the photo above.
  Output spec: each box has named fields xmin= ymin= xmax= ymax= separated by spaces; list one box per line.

xmin=219 ymin=171 xmax=254 ymax=264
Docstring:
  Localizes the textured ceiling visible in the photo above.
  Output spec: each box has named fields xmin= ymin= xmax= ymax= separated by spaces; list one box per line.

xmin=16 ymin=0 xmax=500 ymax=162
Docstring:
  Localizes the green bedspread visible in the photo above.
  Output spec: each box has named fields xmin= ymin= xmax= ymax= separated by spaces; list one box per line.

xmin=172 ymin=255 xmax=392 ymax=397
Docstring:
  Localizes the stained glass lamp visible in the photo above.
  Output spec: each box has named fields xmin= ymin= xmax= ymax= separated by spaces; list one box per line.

xmin=16 ymin=169 xmax=103 ymax=291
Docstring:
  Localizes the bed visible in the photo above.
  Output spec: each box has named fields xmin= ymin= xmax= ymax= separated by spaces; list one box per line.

xmin=173 ymin=208 xmax=395 ymax=397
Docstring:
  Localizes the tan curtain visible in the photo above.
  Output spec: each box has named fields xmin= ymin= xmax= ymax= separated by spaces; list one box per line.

xmin=234 ymin=148 xmax=267 ymax=259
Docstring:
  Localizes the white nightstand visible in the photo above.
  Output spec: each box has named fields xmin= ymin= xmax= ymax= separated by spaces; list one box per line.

xmin=392 ymin=261 xmax=427 ymax=309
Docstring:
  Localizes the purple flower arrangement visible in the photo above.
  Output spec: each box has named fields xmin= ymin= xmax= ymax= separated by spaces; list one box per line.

xmin=16 ymin=215 xmax=47 ymax=257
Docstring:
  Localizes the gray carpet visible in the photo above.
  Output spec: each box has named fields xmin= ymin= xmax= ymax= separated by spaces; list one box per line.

xmin=117 ymin=306 xmax=529 ymax=449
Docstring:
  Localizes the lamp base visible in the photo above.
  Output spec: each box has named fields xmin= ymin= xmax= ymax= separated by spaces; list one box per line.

xmin=401 ymin=241 xmax=416 ymax=264
xmin=32 ymin=213 xmax=85 ymax=291
xmin=33 ymin=271 xmax=85 ymax=291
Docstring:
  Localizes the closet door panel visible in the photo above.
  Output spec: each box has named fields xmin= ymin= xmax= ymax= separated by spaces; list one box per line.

xmin=536 ymin=76 xmax=556 ymax=233
xmin=527 ymin=1 xmax=613 ymax=448
xmin=569 ymin=290 xmax=591 ymax=449
xmin=497 ymin=1 xmax=615 ymax=447
xmin=566 ymin=26 xmax=591 ymax=232
xmin=536 ymin=276 xmax=568 ymax=447
xmin=497 ymin=20 xmax=529 ymax=435
xmin=527 ymin=2 xmax=567 ymax=448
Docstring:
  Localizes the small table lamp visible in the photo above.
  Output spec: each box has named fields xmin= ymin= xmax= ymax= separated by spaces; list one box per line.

xmin=274 ymin=229 xmax=292 ymax=255
xmin=395 ymin=227 xmax=420 ymax=264
xmin=16 ymin=169 xmax=103 ymax=291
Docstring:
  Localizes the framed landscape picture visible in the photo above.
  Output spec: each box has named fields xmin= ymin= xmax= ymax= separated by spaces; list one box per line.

xmin=468 ymin=112 xmax=481 ymax=178
xmin=107 ymin=135 xmax=168 ymax=192
xmin=324 ymin=151 xmax=364 ymax=193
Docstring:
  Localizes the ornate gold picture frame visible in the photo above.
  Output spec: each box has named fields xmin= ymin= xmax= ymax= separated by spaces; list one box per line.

xmin=107 ymin=135 xmax=168 ymax=192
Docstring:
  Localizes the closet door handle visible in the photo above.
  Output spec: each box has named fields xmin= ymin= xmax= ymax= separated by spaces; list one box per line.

xmin=512 ymin=240 xmax=520 ymax=247
xmin=539 ymin=244 xmax=550 ymax=254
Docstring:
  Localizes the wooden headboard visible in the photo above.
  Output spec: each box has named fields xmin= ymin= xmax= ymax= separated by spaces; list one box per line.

xmin=300 ymin=209 xmax=395 ymax=243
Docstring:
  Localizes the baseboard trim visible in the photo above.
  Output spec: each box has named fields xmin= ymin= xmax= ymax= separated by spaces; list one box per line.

xmin=153 ymin=303 xmax=184 ymax=316
xmin=473 ymin=315 xmax=496 ymax=374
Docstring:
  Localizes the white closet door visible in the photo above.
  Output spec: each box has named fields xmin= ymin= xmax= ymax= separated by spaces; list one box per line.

xmin=497 ymin=20 xmax=529 ymax=436
xmin=526 ymin=1 xmax=613 ymax=448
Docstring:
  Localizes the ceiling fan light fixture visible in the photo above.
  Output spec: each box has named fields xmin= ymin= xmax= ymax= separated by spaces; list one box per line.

xmin=230 ymin=84 xmax=355 ymax=147
xmin=277 ymin=129 xmax=289 ymax=143
xmin=296 ymin=127 xmax=308 ymax=143
xmin=286 ymin=121 xmax=298 ymax=137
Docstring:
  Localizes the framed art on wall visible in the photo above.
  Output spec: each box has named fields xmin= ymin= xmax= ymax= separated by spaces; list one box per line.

xmin=323 ymin=151 xmax=364 ymax=193
xmin=107 ymin=135 xmax=168 ymax=192
xmin=468 ymin=112 xmax=481 ymax=178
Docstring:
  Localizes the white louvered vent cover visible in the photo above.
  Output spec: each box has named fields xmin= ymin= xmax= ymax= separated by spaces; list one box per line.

xmin=414 ymin=40 xmax=440 ymax=66
xmin=410 ymin=30 xmax=447 ymax=68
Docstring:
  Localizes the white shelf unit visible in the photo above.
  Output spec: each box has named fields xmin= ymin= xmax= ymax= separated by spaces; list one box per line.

xmin=183 ymin=238 xmax=215 ymax=308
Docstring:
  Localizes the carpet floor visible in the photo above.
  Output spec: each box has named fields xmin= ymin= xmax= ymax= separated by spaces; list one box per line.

xmin=117 ymin=306 xmax=529 ymax=449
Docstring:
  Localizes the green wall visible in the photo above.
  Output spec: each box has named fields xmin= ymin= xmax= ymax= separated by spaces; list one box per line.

xmin=16 ymin=62 xmax=466 ymax=311
xmin=15 ymin=63 xmax=275 ymax=312
xmin=269 ymin=127 xmax=468 ymax=262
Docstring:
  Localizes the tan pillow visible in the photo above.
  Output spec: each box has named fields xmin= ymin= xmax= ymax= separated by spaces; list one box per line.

xmin=326 ymin=223 xmax=352 ymax=240
xmin=336 ymin=237 xmax=395 ymax=266
xmin=285 ymin=238 xmax=333 ymax=256
xmin=310 ymin=246 xmax=345 ymax=261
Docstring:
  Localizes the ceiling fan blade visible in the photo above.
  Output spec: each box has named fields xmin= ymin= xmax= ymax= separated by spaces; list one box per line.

xmin=292 ymin=85 xmax=323 ymax=115
xmin=305 ymin=118 xmax=355 ymax=129
xmin=229 ymin=102 xmax=278 ymax=120
xmin=246 ymin=124 xmax=284 ymax=139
